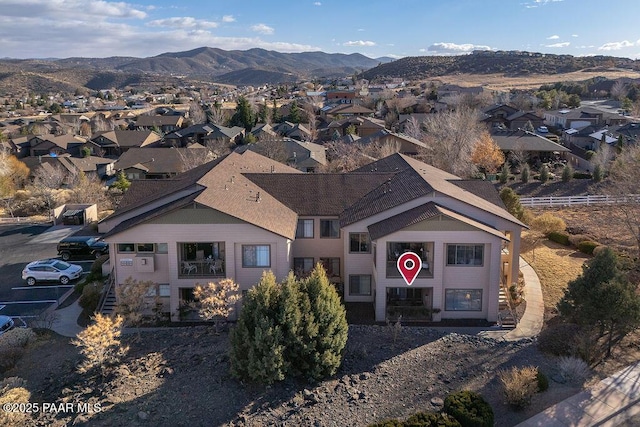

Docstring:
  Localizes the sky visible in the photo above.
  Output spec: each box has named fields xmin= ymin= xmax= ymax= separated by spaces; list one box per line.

xmin=1 ymin=0 xmax=639 ymax=60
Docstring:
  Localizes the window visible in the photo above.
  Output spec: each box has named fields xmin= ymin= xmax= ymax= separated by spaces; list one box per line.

xmin=319 ymin=219 xmax=340 ymax=238
xmin=445 ymin=289 xmax=482 ymax=311
xmin=293 ymin=257 xmax=314 ymax=275
xmin=319 ymin=257 xmax=340 ymax=277
xmin=156 ymin=243 xmax=168 ymax=254
xmin=447 ymin=244 xmax=484 ymax=266
xmin=295 ymin=219 xmax=314 ymax=238
xmin=349 ymin=233 xmax=371 ymax=253
xmin=349 ymin=275 xmax=372 ymax=296
xmin=117 ymin=243 xmax=135 ymax=253
xmin=159 ymin=284 xmax=170 ymax=297
xmin=242 ymin=245 xmax=270 ymax=268
xmin=136 ymin=243 xmax=154 ymax=253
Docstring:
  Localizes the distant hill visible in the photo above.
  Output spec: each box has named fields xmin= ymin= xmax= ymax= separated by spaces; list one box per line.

xmin=360 ymin=51 xmax=640 ymax=81
xmin=0 ymin=47 xmax=381 ymax=91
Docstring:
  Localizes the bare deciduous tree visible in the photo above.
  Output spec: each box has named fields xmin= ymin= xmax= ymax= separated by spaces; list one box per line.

xmin=193 ymin=279 xmax=242 ymax=332
xmin=116 ymin=278 xmax=160 ymax=335
xmin=610 ymin=80 xmax=629 ymax=101
xmin=251 ymin=135 xmax=289 ymax=164
xmin=321 ymin=141 xmax=371 ymax=172
xmin=403 ymin=116 xmax=424 ymax=141
xmin=189 ymin=102 xmax=207 ymax=125
xmin=31 ymin=163 xmax=68 ymax=217
xmin=417 ymin=107 xmax=484 ymax=177
xmin=177 ymin=148 xmax=217 ymax=172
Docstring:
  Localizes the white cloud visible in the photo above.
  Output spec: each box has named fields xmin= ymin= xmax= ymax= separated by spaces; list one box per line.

xmin=343 ymin=40 xmax=376 ymax=47
xmin=572 ymin=34 xmax=579 ymax=38
xmin=598 ymin=40 xmax=634 ymax=51
xmin=546 ymin=42 xmax=570 ymax=48
xmin=386 ymin=54 xmax=403 ymax=59
xmin=313 ymin=2 xmax=322 ymax=5
xmin=357 ymin=28 xmax=365 ymax=32
xmin=547 ymin=35 xmax=560 ymax=40
xmin=222 ymin=15 xmax=235 ymax=23
xmin=251 ymin=23 xmax=274 ymax=35
xmin=0 ymin=0 xmax=147 ymax=19
xmin=525 ymin=0 xmax=563 ymax=8
xmin=427 ymin=42 xmax=491 ymax=55
xmin=147 ymin=17 xmax=218 ymax=29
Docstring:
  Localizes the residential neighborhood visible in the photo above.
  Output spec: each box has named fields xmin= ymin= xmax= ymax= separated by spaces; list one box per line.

xmin=2 ymin=48 xmax=640 ymax=427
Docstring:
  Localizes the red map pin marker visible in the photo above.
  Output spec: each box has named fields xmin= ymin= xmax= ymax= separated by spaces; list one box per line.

xmin=397 ymin=252 xmax=422 ymax=286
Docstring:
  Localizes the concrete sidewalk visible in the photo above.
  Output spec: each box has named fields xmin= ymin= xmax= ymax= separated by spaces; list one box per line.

xmin=504 ymin=257 xmax=545 ymax=341
xmin=50 ymin=298 xmax=84 ymax=337
xmin=516 ymin=361 xmax=640 ymax=427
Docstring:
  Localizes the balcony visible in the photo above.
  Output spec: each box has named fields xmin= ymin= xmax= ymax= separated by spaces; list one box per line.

xmin=178 ymin=242 xmax=225 ymax=279
xmin=386 ymin=242 xmax=434 ymax=279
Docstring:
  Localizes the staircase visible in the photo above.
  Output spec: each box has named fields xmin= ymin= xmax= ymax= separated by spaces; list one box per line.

xmin=100 ymin=285 xmax=117 ymax=316
xmin=498 ymin=286 xmax=516 ymax=329
xmin=97 ymin=270 xmax=117 ymax=316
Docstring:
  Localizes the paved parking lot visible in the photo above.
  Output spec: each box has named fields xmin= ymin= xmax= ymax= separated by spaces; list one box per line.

xmin=0 ymin=223 xmax=94 ymax=320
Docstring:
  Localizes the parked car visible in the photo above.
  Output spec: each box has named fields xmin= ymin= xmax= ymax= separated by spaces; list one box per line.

xmin=57 ymin=236 xmax=108 ymax=261
xmin=0 ymin=315 xmax=14 ymax=336
xmin=22 ymin=259 xmax=84 ymax=286
xmin=536 ymin=126 xmax=549 ymax=133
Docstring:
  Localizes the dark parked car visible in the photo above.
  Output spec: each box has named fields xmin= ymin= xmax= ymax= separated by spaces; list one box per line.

xmin=57 ymin=236 xmax=108 ymax=261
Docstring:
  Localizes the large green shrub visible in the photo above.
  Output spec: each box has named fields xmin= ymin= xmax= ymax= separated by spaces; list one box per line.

xmin=520 ymin=164 xmax=530 ymax=183
xmin=78 ymin=281 xmax=103 ymax=313
xmin=229 ymin=265 xmax=348 ymax=384
xmin=536 ymin=371 xmax=549 ymax=392
xmin=405 ymin=412 xmax=461 ymax=427
xmin=547 ymin=231 xmax=570 ymax=246
xmin=443 ymin=391 xmax=494 ymax=427
xmin=539 ymin=164 xmax=550 ymax=183
xmin=577 ymin=240 xmax=599 ymax=255
xmin=562 ymin=164 xmax=573 ymax=182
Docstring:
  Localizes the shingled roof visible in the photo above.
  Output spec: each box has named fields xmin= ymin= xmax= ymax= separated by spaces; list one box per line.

xmin=368 ymin=202 xmax=510 ymax=241
xmin=104 ymin=151 xmax=302 ymax=239
xmin=345 ymin=153 xmax=524 ymax=227
xmin=245 ymin=173 xmax=395 ymax=216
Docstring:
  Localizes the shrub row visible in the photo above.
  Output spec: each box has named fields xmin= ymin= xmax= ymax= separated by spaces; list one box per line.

xmin=369 ymin=391 xmax=493 ymax=427
xmin=547 ymin=231 xmax=570 ymax=246
xmin=546 ymin=230 xmax=600 ymax=254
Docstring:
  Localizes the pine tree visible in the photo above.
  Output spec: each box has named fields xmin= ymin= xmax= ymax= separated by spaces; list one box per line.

xmin=230 ymin=96 xmax=255 ymax=131
xmin=287 ymin=101 xmax=302 ymax=123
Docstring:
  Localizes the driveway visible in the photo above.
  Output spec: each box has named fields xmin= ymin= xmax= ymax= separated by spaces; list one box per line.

xmin=0 ymin=224 xmax=92 ymax=319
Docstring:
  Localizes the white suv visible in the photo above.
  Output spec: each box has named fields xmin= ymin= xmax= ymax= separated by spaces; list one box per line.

xmin=21 ymin=259 xmax=83 ymax=286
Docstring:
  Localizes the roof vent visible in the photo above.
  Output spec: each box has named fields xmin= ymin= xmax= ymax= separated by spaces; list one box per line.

xmin=255 ymin=192 xmax=261 ymax=202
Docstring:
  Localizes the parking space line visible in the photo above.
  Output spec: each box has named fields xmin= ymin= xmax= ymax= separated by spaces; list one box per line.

xmin=12 ymin=285 xmax=74 ymax=290
xmin=0 ymin=300 xmax=57 ymax=305
xmin=0 ymin=305 xmax=5 ymax=311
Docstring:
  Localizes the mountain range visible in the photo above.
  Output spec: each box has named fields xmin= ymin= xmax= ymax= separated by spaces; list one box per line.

xmin=1 ymin=47 xmax=639 ymax=94
xmin=0 ymin=47 xmax=387 ymax=92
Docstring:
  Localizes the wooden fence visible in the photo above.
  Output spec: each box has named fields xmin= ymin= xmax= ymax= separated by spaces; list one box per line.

xmin=520 ymin=194 xmax=640 ymax=208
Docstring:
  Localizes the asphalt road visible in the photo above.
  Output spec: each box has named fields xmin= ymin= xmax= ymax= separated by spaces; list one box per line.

xmin=0 ymin=223 xmax=94 ymax=318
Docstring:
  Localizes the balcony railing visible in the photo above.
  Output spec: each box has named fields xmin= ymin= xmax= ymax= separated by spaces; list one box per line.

xmin=179 ymin=259 xmax=225 ymax=278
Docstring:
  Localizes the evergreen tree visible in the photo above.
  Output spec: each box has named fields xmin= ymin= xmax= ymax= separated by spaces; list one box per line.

xmin=521 ymin=164 xmax=530 ymax=183
xmin=271 ymin=99 xmax=281 ymax=123
xmin=539 ymin=164 xmax=550 ymax=183
xmin=499 ymin=187 xmax=526 ymax=222
xmin=229 ymin=272 xmax=286 ymax=384
xmin=287 ymin=101 xmax=302 ymax=124
xmin=558 ymin=248 xmax=640 ymax=357
xmin=230 ymin=96 xmax=255 ymax=131
xmin=562 ymin=164 xmax=573 ymax=182
xmin=111 ymin=171 xmax=131 ymax=192
xmin=258 ymin=101 xmax=269 ymax=124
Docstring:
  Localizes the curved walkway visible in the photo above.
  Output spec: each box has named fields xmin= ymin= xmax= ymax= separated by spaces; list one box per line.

xmin=504 ymin=256 xmax=545 ymax=341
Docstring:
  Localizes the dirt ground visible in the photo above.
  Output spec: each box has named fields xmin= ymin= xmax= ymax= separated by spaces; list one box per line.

xmin=5 ymin=327 xmax=582 ymax=427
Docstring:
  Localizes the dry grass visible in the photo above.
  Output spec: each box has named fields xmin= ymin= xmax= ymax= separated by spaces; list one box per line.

xmin=434 ymin=69 xmax=640 ymax=91
xmin=521 ymin=234 xmax=589 ymax=313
